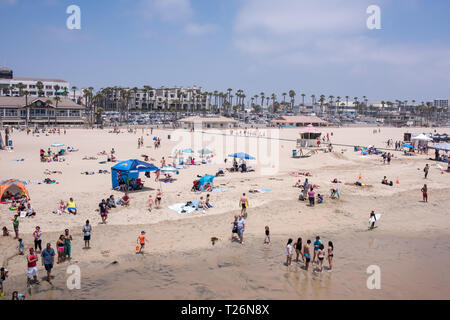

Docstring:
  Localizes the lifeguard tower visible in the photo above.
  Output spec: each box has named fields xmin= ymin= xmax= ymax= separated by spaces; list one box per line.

xmin=292 ymin=125 xmax=323 ymax=158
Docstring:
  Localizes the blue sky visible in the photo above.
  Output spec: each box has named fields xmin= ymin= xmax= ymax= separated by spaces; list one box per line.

xmin=1 ymin=0 xmax=449 ymax=102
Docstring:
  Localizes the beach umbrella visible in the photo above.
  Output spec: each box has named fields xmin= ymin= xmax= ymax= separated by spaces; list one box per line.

xmin=198 ymin=148 xmax=213 ymax=155
xmin=228 ymin=152 xmax=256 ymax=160
xmin=182 ymin=148 xmax=195 ymax=153
xmin=402 ymin=143 xmax=413 ymax=148
xmin=51 ymin=142 xmax=64 ymax=147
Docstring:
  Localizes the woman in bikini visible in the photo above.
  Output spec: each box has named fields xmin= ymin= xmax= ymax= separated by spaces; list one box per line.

xmin=56 ymin=235 xmax=65 ymax=264
xmin=155 ymin=189 xmax=162 ymax=209
xmin=317 ymin=244 xmax=325 ymax=272
xmin=327 ymin=241 xmax=334 ymax=272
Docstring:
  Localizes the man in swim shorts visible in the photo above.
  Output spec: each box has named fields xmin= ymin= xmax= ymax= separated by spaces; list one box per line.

xmin=303 ymin=240 xmax=311 ymax=271
xmin=239 ymin=193 xmax=248 ymax=218
xmin=313 ymin=236 xmax=322 ymax=263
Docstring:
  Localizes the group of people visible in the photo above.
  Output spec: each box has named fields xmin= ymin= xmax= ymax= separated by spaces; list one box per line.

xmin=285 ymin=236 xmax=334 ymax=272
xmin=56 ymin=198 xmax=77 ymax=215
xmin=98 ymin=195 xmax=118 ymax=224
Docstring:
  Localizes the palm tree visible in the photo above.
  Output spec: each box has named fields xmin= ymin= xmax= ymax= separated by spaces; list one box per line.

xmin=53 ymin=96 xmax=61 ymax=125
xmin=17 ymin=83 xmax=25 ymax=96
xmin=301 ymin=93 xmax=306 ymax=106
xmin=288 ymin=90 xmax=296 ymax=113
xmin=36 ymin=81 xmax=44 ymax=97
xmin=21 ymin=90 xmax=30 ymax=126
xmin=71 ymin=86 xmax=77 ymax=101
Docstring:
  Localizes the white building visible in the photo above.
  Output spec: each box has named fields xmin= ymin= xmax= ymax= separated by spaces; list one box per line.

xmin=433 ymin=99 xmax=449 ymax=109
xmin=0 ymin=67 xmax=70 ymax=99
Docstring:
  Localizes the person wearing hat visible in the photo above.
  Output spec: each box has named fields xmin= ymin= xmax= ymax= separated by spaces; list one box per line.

xmin=137 ymin=231 xmax=147 ymax=254
xmin=27 ymin=248 xmax=39 ymax=288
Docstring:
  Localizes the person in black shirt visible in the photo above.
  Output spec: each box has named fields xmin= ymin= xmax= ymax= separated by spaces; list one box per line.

xmin=99 ymin=199 xmax=108 ymax=224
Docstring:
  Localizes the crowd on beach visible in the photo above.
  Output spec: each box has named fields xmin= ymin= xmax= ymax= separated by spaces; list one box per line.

xmin=1 ymin=126 xmax=446 ymax=299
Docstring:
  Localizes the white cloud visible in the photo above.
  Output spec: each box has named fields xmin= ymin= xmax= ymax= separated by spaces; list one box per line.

xmin=184 ymin=23 xmax=218 ymax=36
xmin=232 ymin=0 xmax=450 ymax=82
xmin=139 ymin=0 xmax=192 ymax=22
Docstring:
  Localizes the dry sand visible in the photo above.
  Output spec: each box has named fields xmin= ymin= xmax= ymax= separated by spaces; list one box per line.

xmin=0 ymin=126 xmax=449 ymax=299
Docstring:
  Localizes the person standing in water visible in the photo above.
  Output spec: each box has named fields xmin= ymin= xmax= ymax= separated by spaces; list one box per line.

xmin=316 ymin=244 xmax=325 ymax=272
xmin=286 ymin=239 xmax=293 ymax=266
xmin=294 ymin=237 xmax=303 ymax=263
xmin=327 ymin=241 xmax=334 ymax=272
xmin=312 ymin=236 xmax=322 ymax=263
xmin=303 ymin=240 xmax=311 ymax=271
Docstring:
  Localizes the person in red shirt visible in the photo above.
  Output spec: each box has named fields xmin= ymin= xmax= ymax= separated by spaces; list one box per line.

xmin=27 ymin=248 xmax=39 ymax=288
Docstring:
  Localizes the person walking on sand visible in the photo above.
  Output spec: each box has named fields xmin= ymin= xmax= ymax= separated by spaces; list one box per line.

xmin=137 ymin=231 xmax=147 ymax=254
xmin=327 ymin=241 xmax=334 ymax=272
xmin=236 ymin=214 xmax=246 ymax=244
xmin=82 ymin=220 xmax=92 ymax=249
xmin=239 ymin=193 xmax=248 ymax=218
xmin=63 ymin=229 xmax=73 ymax=261
xmin=99 ymin=199 xmax=108 ymax=224
xmin=230 ymin=216 xmax=238 ymax=241
xmin=155 ymin=189 xmax=162 ymax=208
xmin=12 ymin=215 xmax=19 ymax=239
xmin=303 ymin=240 xmax=311 ymax=271
xmin=424 ymin=164 xmax=429 ymax=179
xmin=421 ymin=184 xmax=428 ymax=202
xmin=33 ymin=226 xmax=42 ymax=253
xmin=41 ymin=243 xmax=55 ymax=284
xmin=26 ymin=248 xmax=39 ymax=288
xmin=264 ymin=226 xmax=270 ymax=244
xmin=369 ymin=210 xmax=377 ymax=229
xmin=286 ymin=239 xmax=293 ymax=266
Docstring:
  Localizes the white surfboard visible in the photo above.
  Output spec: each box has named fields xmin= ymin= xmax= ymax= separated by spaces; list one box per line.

xmin=369 ymin=214 xmax=381 ymax=223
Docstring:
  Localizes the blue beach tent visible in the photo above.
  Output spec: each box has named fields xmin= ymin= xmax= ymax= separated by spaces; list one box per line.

xmin=111 ymin=159 xmax=158 ymax=189
xmin=198 ymin=174 xmax=215 ymax=191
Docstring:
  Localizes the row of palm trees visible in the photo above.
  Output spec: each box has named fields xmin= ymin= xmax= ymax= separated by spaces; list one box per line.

xmin=1 ymin=81 xmax=447 ymax=126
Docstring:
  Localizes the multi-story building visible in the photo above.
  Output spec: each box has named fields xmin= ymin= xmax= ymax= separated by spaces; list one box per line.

xmin=0 ymin=67 xmax=70 ymax=99
xmin=0 ymin=96 xmax=85 ymax=125
xmin=101 ymin=86 xmax=210 ymax=112
xmin=433 ymin=99 xmax=449 ymax=109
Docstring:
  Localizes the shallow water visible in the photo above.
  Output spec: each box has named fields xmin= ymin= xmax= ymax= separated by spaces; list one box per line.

xmin=8 ymin=231 xmax=450 ymax=300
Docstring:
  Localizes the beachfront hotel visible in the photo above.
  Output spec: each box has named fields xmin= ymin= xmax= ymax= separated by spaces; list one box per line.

xmin=0 ymin=96 xmax=85 ymax=126
xmin=0 ymin=67 xmax=70 ymax=99
xmin=100 ymin=86 xmax=211 ymax=112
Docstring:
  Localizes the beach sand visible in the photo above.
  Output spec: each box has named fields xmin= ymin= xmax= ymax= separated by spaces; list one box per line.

xmin=1 ymin=126 xmax=449 ymax=299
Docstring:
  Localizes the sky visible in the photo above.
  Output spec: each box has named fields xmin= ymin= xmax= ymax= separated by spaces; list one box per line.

xmin=1 ymin=0 xmax=450 ymax=102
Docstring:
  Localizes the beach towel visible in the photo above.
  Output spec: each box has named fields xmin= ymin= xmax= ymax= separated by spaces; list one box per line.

xmin=212 ymin=188 xmax=227 ymax=192
xmin=168 ymin=202 xmax=197 ymax=214
xmin=249 ymin=188 xmax=271 ymax=193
